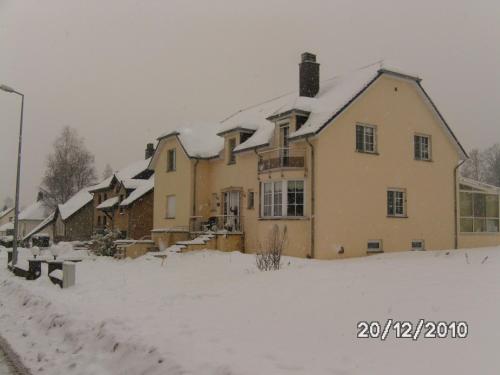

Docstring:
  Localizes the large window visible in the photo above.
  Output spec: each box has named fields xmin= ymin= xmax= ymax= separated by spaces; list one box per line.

xmin=166 ymin=195 xmax=176 ymax=219
xmin=387 ymin=189 xmax=406 ymax=217
xmin=460 ymin=189 xmax=499 ymax=233
xmin=261 ymin=180 xmax=304 ymax=218
xmin=414 ymin=134 xmax=431 ymax=161
xmin=167 ymin=149 xmax=176 ymax=172
xmin=356 ymin=124 xmax=377 ymax=153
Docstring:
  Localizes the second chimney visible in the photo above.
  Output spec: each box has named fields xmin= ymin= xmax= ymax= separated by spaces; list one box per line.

xmin=299 ymin=52 xmax=320 ymax=98
xmin=145 ymin=143 xmax=155 ymax=159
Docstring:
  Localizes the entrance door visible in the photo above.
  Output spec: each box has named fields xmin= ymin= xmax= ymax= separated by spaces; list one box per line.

xmin=223 ymin=191 xmax=241 ymax=231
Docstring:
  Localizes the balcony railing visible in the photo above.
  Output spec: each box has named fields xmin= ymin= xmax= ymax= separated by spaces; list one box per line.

xmin=258 ymin=147 xmax=306 ymax=173
xmin=189 ymin=215 xmax=244 ymax=233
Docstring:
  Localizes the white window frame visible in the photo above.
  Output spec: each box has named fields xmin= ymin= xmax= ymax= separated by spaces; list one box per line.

xmin=387 ymin=188 xmax=407 ymax=217
xmin=166 ymin=195 xmax=176 ymax=219
xmin=459 ymin=187 xmax=500 ymax=233
xmin=414 ymin=134 xmax=431 ymax=161
xmin=356 ymin=123 xmax=377 ymax=153
xmin=261 ymin=179 xmax=305 ymax=218
xmin=167 ymin=148 xmax=176 ymax=172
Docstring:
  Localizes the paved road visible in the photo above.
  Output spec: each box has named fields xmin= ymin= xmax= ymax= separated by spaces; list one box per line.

xmin=0 ymin=349 xmax=15 ymax=375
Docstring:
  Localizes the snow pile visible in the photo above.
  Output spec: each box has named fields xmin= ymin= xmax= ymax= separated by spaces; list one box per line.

xmin=0 ymin=221 xmax=14 ymax=232
xmin=58 ymin=188 xmax=93 ymax=221
xmin=48 ymin=269 xmax=63 ymax=280
xmin=0 ymin=247 xmax=499 ymax=374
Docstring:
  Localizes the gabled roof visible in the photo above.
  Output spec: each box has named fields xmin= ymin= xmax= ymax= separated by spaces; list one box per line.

xmin=23 ymin=211 xmax=55 ymax=241
xmin=120 ymin=177 xmax=154 ymax=207
xmin=19 ymin=201 xmax=49 ymax=221
xmin=150 ymin=125 xmax=224 ymax=168
xmin=89 ymin=158 xmax=152 ymax=192
xmin=0 ymin=207 xmax=14 ymax=220
xmin=58 ymin=187 xmax=93 ymax=221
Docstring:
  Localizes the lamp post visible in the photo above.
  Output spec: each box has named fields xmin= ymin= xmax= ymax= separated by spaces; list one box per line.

xmin=1 ymin=84 xmax=24 ymax=266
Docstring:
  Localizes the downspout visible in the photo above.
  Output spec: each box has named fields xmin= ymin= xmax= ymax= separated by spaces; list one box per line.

xmin=192 ymin=159 xmax=200 ymax=217
xmin=305 ymin=136 xmax=315 ymax=258
xmin=454 ymin=159 xmax=466 ymax=249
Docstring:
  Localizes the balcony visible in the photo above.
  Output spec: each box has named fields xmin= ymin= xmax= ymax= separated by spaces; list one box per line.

xmin=258 ymin=147 xmax=306 ymax=173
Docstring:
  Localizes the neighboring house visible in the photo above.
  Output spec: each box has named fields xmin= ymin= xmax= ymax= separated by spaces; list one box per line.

xmin=149 ymin=52 xmax=500 ymax=259
xmin=18 ymin=197 xmax=50 ymax=241
xmin=0 ymin=207 xmax=14 ymax=227
xmin=117 ymin=177 xmax=154 ymax=239
xmin=23 ymin=211 xmax=55 ymax=246
xmin=53 ymin=187 xmax=94 ymax=242
xmin=89 ymin=145 xmax=154 ymax=238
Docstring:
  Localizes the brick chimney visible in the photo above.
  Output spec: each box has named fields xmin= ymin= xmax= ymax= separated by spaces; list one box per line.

xmin=299 ymin=52 xmax=320 ymax=98
xmin=145 ymin=143 xmax=155 ymax=159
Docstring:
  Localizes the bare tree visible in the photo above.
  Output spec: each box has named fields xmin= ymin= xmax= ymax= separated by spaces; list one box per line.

xmin=256 ymin=225 xmax=287 ymax=271
xmin=461 ymin=148 xmax=485 ymax=181
xmin=482 ymin=144 xmax=500 ymax=187
xmin=102 ymin=163 xmax=114 ymax=179
xmin=41 ymin=126 xmax=97 ymax=209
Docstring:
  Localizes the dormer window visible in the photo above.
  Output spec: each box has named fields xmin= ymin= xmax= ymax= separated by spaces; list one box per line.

xmin=240 ymin=132 xmax=252 ymax=144
xmin=296 ymin=115 xmax=308 ymax=131
xmin=228 ymin=138 xmax=237 ymax=164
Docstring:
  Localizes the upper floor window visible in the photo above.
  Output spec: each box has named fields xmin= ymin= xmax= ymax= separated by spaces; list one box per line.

xmin=167 ymin=149 xmax=176 ymax=172
xmin=387 ymin=189 xmax=406 ymax=217
xmin=356 ymin=124 xmax=377 ymax=153
xmin=240 ymin=132 xmax=252 ymax=144
xmin=262 ymin=180 xmax=304 ymax=218
xmin=228 ymin=138 xmax=236 ymax=164
xmin=414 ymin=134 xmax=431 ymax=161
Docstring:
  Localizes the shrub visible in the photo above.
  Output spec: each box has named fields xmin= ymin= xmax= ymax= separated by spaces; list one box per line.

xmin=256 ymin=225 xmax=287 ymax=271
xmin=91 ymin=229 xmax=121 ymax=256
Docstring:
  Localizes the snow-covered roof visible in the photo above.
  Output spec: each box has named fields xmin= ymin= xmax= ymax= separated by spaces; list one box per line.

xmin=18 ymin=201 xmax=49 ymax=221
xmin=96 ymin=196 xmax=119 ymax=210
xmin=120 ymin=178 xmax=154 ymax=207
xmin=0 ymin=222 xmax=13 ymax=232
xmin=0 ymin=207 xmax=13 ymax=220
xmin=121 ymin=178 xmax=145 ymax=190
xmin=459 ymin=177 xmax=500 ymax=192
xmin=23 ymin=211 xmax=55 ymax=241
xmin=58 ymin=187 xmax=93 ymax=221
xmin=90 ymin=158 xmax=151 ymax=191
xmin=157 ymin=124 xmax=224 ymax=159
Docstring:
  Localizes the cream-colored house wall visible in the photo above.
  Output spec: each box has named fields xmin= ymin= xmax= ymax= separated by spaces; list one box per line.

xmin=153 ymin=137 xmax=194 ymax=231
xmin=313 ymin=75 xmax=459 ymax=258
xmin=0 ymin=210 xmax=14 ymax=227
xmin=458 ymin=233 xmax=500 ymax=248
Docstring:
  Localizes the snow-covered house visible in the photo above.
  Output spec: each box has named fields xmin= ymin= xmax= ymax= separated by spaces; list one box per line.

xmin=148 ymin=52 xmax=500 ymax=258
xmin=0 ymin=207 xmax=14 ymax=227
xmin=18 ymin=196 xmax=51 ymax=241
xmin=22 ymin=211 xmax=55 ymax=246
xmin=53 ymin=187 xmax=94 ymax=242
xmin=89 ymin=145 xmax=154 ymax=238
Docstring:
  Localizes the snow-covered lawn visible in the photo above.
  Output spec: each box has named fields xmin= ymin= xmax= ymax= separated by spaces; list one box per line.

xmin=0 ymin=245 xmax=499 ymax=374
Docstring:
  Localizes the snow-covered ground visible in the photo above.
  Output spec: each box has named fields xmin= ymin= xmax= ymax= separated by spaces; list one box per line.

xmin=0 ymin=245 xmax=499 ymax=374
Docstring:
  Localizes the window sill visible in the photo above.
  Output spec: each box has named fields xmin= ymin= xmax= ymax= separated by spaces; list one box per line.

xmin=414 ymin=158 xmax=433 ymax=162
xmin=387 ymin=215 xmax=408 ymax=219
xmin=459 ymin=231 xmax=500 ymax=236
xmin=258 ymin=216 xmax=309 ymax=221
xmin=166 ymin=169 xmax=176 ymax=173
xmin=367 ymin=249 xmax=384 ymax=254
xmin=165 ymin=217 xmax=176 ymax=219
xmin=356 ymin=150 xmax=379 ymax=155
xmin=227 ymin=161 xmax=236 ymax=166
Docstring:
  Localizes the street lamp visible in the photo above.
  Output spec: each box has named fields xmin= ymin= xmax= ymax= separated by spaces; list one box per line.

xmin=1 ymin=84 xmax=24 ymax=266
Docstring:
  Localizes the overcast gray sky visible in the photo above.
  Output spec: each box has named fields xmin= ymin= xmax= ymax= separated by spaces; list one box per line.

xmin=1 ymin=0 xmax=499 ymax=206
